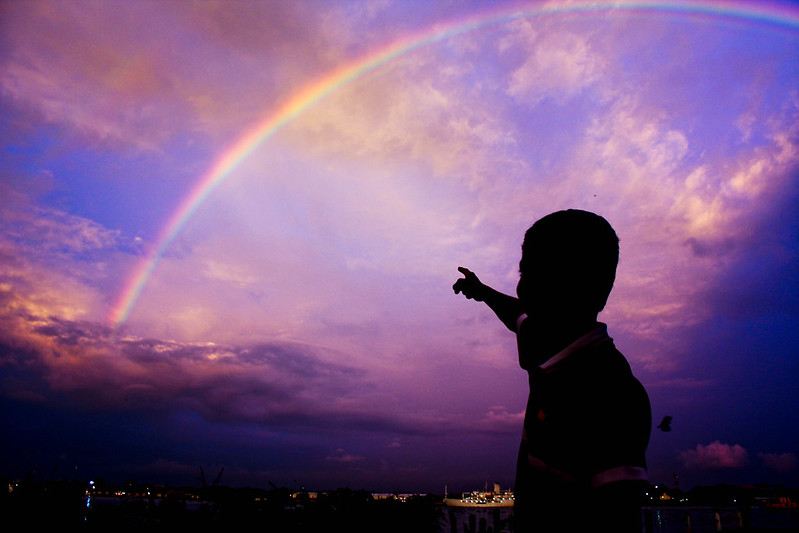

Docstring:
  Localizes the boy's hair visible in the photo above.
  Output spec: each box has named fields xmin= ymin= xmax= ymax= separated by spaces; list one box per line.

xmin=521 ymin=209 xmax=619 ymax=313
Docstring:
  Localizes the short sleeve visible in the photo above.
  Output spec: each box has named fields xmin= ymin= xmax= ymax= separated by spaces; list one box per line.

xmin=584 ymin=374 xmax=651 ymax=487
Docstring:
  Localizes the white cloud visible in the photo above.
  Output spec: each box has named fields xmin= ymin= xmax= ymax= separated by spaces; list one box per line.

xmin=680 ymin=441 xmax=749 ymax=469
xmin=290 ymin=57 xmax=518 ymax=188
xmin=503 ymin=21 xmax=608 ymax=106
xmin=477 ymin=406 xmax=525 ymax=433
xmin=0 ymin=188 xmax=130 ymax=323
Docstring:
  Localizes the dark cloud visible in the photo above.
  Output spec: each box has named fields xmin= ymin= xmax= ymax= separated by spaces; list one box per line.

xmin=642 ymin=167 xmax=799 ymax=488
xmin=682 ymin=236 xmax=739 ymax=258
xmin=0 ymin=302 xmax=447 ymax=437
xmin=706 ymin=170 xmax=799 ymax=319
xmin=759 ymin=452 xmax=799 ymax=473
xmin=0 ymin=302 xmax=492 ymax=489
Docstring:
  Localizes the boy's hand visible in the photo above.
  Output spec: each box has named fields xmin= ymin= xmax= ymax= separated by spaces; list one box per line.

xmin=453 ymin=267 xmax=485 ymax=301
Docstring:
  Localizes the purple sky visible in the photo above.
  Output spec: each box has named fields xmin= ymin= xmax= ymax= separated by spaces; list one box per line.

xmin=1 ymin=0 xmax=798 ymax=493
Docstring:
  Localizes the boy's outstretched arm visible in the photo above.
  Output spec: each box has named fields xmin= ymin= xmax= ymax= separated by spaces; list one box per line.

xmin=453 ymin=267 xmax=524 ymax=332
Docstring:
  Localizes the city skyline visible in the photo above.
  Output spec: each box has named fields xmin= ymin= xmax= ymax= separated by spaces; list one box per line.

xmin=1 ymin=0 xmax=798 ymax=492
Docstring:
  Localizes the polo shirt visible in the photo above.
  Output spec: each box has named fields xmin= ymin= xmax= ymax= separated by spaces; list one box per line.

xmin=513 ymin=315 xmax=651 ymax=530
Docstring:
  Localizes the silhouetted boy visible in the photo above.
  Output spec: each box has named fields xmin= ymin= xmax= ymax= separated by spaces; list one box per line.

xmin=454 ymin=209 xmax=651 ymax=532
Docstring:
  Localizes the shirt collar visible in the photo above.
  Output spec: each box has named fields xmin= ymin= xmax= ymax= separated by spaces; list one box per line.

xmin=539 ymin=323 xmax=610 ymax=372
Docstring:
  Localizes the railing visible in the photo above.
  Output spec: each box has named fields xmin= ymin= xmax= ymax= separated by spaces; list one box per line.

xmin=643 ymin=507 xmax=745 ymax=532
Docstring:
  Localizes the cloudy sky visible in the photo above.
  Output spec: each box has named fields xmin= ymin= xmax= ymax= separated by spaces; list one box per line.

xmin=1 ymin=0 xmax=798 ymax=493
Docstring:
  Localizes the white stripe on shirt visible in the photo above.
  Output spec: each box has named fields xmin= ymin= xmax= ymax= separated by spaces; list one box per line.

xmin=515 ymin=314 xmax=611 ymax=372
xmin=539 ymin=325 xmax=610 ymax=371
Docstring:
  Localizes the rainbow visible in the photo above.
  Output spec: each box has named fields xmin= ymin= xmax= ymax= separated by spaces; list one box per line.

xmin=108 ymin=0 xmax=799 ymax=327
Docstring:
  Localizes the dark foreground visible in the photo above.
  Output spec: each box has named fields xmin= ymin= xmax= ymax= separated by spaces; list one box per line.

xmin=3 ymin=477 xmax=799 ymax=532
xmin=2 ymin=480 xmax=441 ymax=533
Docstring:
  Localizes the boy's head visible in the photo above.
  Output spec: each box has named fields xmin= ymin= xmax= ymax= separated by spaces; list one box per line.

xmin=517 ymin=209 xmax=619 ymax=316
